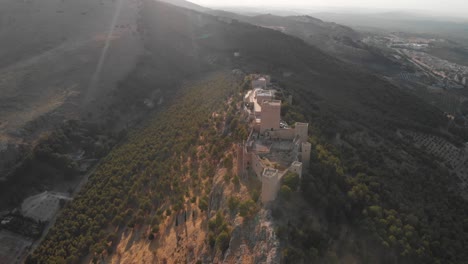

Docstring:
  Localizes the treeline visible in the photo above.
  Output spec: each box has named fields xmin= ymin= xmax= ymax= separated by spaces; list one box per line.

xmin=275 ymin=129 xmax=468 ymax=263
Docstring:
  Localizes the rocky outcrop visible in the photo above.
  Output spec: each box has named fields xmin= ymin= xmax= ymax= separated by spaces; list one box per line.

xmin=224 ymin=209 xmax=281 ymax=264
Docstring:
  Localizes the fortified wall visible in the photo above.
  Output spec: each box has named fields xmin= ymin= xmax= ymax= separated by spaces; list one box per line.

xmin=237 ymin=75 xmax=311 ymax=204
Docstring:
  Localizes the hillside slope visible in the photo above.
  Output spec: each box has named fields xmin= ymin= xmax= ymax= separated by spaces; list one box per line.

xmin=128 ymin=1 xmax=446 ymax=131
xmin=28 ymin=1 xmax=468 ymax=264
xmin=206 ymin=10 xmax=399 ymax=73
xmin=0 ymin=0 xmax=218 ymax=211
xmin=0 ymin=0 xmax=142 ymax=179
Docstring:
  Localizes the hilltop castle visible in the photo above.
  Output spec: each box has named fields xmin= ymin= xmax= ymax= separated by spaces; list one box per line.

xmin=237 ymin=75 xmax=311 ymax=203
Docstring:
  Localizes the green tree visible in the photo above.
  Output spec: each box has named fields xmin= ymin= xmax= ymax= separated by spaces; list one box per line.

xmin=216 ymin=231 xmax=230 ymax=252
xmin=239 ymin=199 xmax=257 ymax=218
xmin=283 ymin=172 xmax=300 ymax=190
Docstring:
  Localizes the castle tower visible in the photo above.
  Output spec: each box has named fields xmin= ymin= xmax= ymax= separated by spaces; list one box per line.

xmin=261 ymin=168 xmax=281 ymax=203
xmin=301 ymin=142 xmax=311 ymax=171
xmin=260 ymin=100 xmax=281 ymax=134
xmin=294 ymin=122 xmax=309 ymax=144
xmin=289 ymin=161 xmax=303 ymax=179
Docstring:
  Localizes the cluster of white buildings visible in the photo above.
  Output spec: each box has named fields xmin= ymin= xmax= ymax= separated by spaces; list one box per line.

xmin=237 ymin=75 xmax=311 ymax=203
xmin=401 ymin=49 xmax=468 ymax=89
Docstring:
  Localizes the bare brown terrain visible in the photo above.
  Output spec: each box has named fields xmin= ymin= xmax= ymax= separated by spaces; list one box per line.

xmin=0 ymin=0 xmax=143 ymax=175
xmin=104 ymin=150 xmax=279 ymax=264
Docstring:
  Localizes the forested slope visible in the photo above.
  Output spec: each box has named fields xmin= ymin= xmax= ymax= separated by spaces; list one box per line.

xmin=28 ymin=72 xmax=240 ymax=263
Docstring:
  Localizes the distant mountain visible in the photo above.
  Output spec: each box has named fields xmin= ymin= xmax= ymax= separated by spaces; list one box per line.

xmin=156 ymin=0 xmax=209 ymax=12
xmin=312 ymin=11 xmax=468 ymax=40
xmin=207 ymin=10 xmax=398 ymax=72
xmin=245 ymin=13 xmax=361 ymax=45
xmin=160 ymin=1 xmax=374 ymax=67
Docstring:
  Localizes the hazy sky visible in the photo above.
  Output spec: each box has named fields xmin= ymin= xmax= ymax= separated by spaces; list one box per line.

xmin=191 ymin=0 xmax=468 ymax=16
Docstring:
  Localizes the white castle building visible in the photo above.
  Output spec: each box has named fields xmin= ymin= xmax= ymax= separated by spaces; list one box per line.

xmin=238 ymin=75 xmax=311 ymax=203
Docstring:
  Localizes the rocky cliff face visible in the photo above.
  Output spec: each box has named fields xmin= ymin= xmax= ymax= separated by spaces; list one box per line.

xmin=209 ymin=167 xmax=281 ymax=264
xmin=105 ymin=148 xmax=282 ymax=264
xmin=224 ymin=210 xmax=281 ymax=264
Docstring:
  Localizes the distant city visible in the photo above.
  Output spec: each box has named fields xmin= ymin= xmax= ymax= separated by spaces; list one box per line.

xmin=364 ymin=34 xmax=468 ymax=90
